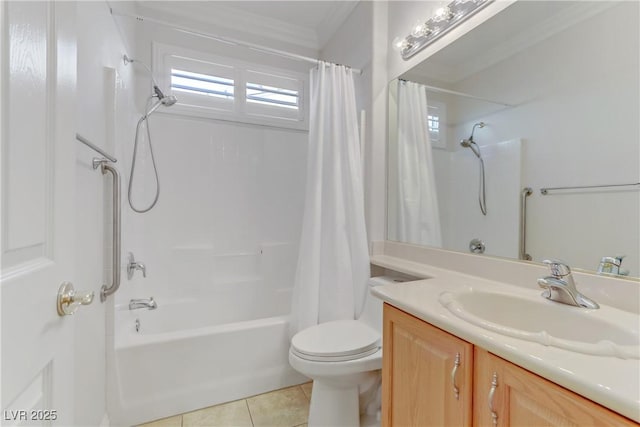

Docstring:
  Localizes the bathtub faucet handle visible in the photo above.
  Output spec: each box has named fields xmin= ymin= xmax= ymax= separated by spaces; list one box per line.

xmin=127 ymin=252 xmax=147 ymax=279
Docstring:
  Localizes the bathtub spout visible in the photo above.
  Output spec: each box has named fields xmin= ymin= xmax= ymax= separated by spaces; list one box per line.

xmin=129 ymin=297 xmax=157 ymax=310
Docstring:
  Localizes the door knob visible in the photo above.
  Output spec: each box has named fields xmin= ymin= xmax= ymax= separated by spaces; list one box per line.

xmin=57 ymin=282 xmax=94 ymax=316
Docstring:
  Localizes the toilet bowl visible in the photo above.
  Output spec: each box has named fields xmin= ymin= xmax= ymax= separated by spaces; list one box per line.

xmin=288 ymin=276 xmax=405 ymax=427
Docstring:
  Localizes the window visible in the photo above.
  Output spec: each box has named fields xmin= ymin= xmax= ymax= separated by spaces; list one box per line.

xmin=426 ymin=101 xmax=447 ymax=149
xmin=245 ymin=69 xmax=301 ymax=121
xmin=154 ymin=43 xmax=307 ymax=130
xmin=246 ymin=83 xmax=298 ymax=109
xmin=171 ymin=69 xmax=234 ymax=100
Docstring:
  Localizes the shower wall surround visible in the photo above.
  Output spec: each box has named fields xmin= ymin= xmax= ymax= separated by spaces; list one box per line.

xmin=120 ymin=115 xmax=307 ymax=302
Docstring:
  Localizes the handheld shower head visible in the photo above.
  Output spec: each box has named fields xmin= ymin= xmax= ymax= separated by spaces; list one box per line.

xmin=161 ymin=95 xmax=177 ymax=107
xmin=460 ymin=139 xmax=481 ymax=158
xmin=460 ymin=121 xmax=486 ymax=157
xmin=144 ymin=95 xmax=178 ymax=118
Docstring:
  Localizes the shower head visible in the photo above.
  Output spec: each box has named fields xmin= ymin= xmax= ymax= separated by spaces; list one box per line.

xmin=460 ymin=138 xmax=481 ymax=158
xmin=161 ymin=95 xmax=177 ymax=107
xmin=460 ymin=121 xmax=486 ymax=158
xmin=144 ymin=94 xmax=178 ymax=118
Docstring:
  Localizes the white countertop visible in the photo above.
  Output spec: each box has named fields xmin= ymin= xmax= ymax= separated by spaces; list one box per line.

xmin=371 ymin=254 xmax=640 ymax=423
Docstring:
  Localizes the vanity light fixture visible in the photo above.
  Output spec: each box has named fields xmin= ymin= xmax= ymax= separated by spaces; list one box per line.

xmin=396 ymin=0 xmax=493 ymax=60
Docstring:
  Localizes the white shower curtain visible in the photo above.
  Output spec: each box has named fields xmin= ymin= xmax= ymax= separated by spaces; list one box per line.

xmin=396 ymin=80 xmax=442 ymax=246
xmin=290 ymin=62 xmax=370 ymax=335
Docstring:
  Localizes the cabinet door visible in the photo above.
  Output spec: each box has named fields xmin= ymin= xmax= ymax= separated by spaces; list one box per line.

xmin=474 ymin=348 xmax=638 ymax=427
xmin=382 ymin=304 xmax=473 ymax=427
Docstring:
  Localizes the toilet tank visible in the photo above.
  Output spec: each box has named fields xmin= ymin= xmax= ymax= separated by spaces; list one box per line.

xmin=358 ymin=276 xmax=413 ymax=332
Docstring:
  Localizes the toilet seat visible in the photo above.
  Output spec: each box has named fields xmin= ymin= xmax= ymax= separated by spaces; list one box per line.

xmin=290 ymin=320 xmax=380 ymax=362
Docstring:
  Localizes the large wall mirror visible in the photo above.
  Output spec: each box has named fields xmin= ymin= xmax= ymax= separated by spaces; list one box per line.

xmin=387 ymin=1 xmax=639 ymax=278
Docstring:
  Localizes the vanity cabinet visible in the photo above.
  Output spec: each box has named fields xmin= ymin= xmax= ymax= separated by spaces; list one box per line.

xmin=382 ymin=304 xmax=473 ymax=427
xmin=473 ymin=348 xmax=637 ymax=427
xmin=382 ymin=303 xmax=638 ymax=427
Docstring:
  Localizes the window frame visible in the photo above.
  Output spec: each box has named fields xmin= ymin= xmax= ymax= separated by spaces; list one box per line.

xmin=153 ymin=43 xmax=308 ymax=130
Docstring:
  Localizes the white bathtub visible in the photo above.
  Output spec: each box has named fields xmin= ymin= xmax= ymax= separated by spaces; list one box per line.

xmin=110 ymin=281 xmax=306 ymax=426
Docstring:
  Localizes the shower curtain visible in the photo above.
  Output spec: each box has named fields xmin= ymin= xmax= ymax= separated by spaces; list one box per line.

xmin=396 ymin=80 xmax=442 ymax=246
xmin=290 ymin=62 xmax=370 ymax=334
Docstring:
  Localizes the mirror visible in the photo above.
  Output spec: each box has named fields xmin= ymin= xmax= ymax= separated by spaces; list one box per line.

xmin=387 ymin=1 xmax=639 ymax=278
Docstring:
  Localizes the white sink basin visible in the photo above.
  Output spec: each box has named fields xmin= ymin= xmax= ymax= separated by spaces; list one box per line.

xmin=439 ymin=291 xmax=640 ymax=359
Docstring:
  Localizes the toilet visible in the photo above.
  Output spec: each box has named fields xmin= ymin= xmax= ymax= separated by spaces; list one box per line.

xmin=289 ymin=276 xmax=404 ymax=427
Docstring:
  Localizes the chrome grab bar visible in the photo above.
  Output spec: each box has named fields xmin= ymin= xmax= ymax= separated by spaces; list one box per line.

xmin=98 ymin=161 xmax=121 ymax=302
xmin=540 ymin=182 xmax=639 ymax=195
xmin=519 ymin=187 xmax=532 ymax=261
xmin=76 ymin=133 xmax=117 ymax=163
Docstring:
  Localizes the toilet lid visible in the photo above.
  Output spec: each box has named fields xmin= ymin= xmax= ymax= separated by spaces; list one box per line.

xmin=291 ymin=320 xmax=380 ymax=361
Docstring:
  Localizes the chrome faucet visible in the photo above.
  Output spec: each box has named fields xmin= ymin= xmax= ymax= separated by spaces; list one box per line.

xmin=537 ymin=259 xmax=599 ymax=309
xmin=129 ymin=297 xmax=157 ymax=310
xmin=597 ymin=255 xmax=629 ymax=276
xmin=127 ymin=252 xmax=147 ymax=279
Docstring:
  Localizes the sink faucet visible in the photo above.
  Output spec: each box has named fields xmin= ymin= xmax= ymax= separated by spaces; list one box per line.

xmin=127 ymin=252 xmax=147 ymax=279
xmin=129 ymin=297 xmax=157 ymax=310
xmin=537 ymin=259 xmax=599 ymax=309
xmin=597 ymin=255 xmax=629 ymax=276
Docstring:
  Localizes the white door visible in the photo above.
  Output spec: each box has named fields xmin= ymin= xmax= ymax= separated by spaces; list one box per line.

xmin=1 ymin=2 xmax=78 ymax=426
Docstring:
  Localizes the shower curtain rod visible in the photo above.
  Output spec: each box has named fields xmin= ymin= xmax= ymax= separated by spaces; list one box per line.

xmin=400 ymin=79 xmax=514 ymax=107
xmin=110 ymin=9 xmax=363 ymax=75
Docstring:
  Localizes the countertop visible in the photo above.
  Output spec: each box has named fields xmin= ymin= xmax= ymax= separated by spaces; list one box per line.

xmin=371 ymin=254 xmax=640 ymax=423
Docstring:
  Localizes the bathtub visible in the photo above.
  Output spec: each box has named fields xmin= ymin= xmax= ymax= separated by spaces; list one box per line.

xmin=110 ymin=278 xmax=307 ymax=426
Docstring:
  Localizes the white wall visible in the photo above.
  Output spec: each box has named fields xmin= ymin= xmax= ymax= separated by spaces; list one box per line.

xmin=76 ymin=2 xmax=137 ymax=425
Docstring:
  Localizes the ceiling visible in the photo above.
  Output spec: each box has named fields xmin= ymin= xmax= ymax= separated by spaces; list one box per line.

xmin=134 ymin=1 xmax=359 ymax=51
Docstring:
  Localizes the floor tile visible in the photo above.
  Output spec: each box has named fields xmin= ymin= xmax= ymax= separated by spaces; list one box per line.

xmin=247 ymin=385 xmax=310 ymax=427
xmin=138 ymin=415 xmax=182 ymax=427
xmin=183 ymin=400 xmax=253 ymax=427
xmin=300 ymin=382 xmax=312 ymax=401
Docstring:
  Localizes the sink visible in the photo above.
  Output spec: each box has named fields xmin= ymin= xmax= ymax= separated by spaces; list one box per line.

xmin=439 ymin=291 xmax=640 ymax=359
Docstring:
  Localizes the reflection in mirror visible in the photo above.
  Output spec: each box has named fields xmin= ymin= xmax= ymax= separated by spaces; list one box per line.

xmin=387 ymin=1 xmax=639 ymax=278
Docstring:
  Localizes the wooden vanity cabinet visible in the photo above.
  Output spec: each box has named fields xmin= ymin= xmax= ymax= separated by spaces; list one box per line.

xmin=382 ymin=303 xmax=639 ymax=427
xmin=382 ymin=304 xmax=473 ymax=427
xmin=474 ymin=348 xmax=638 ymax=427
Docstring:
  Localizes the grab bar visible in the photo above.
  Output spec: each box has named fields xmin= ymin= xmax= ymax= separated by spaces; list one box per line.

xmin=519 ymin=187 xmax=532 ymax=261
xmin=76 ymin=133 xmax=117 ymax=163
xmin=98 ymin=161 xmax=122 ymax=302
xmin=540 ymin=182 xmax=639 ymax=195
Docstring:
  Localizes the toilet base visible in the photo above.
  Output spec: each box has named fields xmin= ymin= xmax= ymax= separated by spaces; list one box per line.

xmin=307 ymin=371 xmax=378 ymax=427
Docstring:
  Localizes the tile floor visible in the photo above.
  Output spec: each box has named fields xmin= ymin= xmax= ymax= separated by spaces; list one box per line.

xmin=139 ymin=383 xmax=312 ymax=427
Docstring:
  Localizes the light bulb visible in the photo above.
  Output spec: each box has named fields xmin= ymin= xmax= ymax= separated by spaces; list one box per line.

xmin=411 ymin=21 xmax=426 ymax=37
xmin=392 ymin=37 xmax=410 ymax=52
xmin=433 ymin=6 xmax=453 ymax=22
